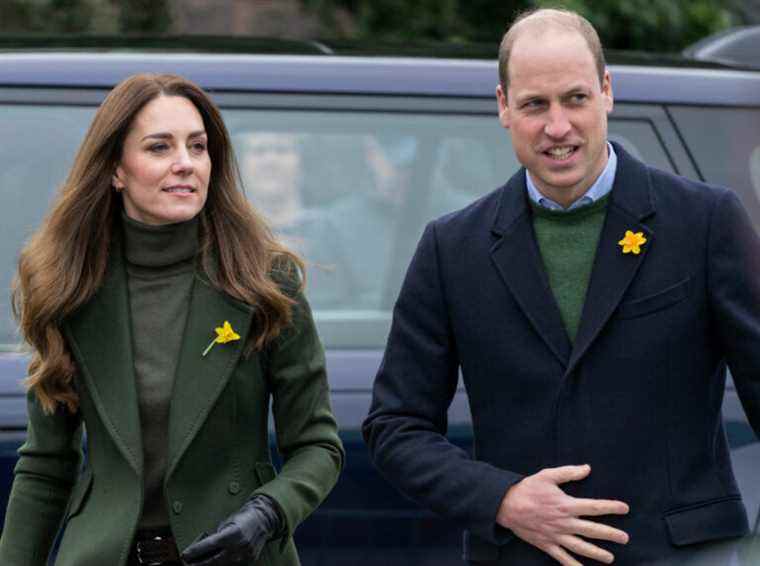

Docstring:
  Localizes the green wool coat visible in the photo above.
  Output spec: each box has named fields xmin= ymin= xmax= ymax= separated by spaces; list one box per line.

xmin=0 ymin=245 xmax=344 ymax=566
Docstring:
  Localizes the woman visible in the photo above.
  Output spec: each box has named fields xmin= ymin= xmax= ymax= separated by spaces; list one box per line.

xmin=0 ymin=73 xmax=343 ymax=566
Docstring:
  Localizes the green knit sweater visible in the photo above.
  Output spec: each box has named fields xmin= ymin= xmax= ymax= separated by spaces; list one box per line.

xmin=530 ymin=195 xmax=610 ymax=342
xmin=122 ymin=213 xmax=198 ymax=529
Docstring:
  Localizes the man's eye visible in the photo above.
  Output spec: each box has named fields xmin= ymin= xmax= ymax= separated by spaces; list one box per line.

xmin=523 ymin=100 xmax=544 ymax=109
xmin=570 ymin=94 xmax=588 ymax=103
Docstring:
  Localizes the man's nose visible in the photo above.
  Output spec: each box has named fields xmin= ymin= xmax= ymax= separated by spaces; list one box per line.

xmin=544 ymin=106 xmax=571 ymax=139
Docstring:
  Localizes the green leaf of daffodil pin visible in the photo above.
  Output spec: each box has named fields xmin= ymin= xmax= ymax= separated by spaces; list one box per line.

xmin=618 ymin=230 xmax=647 ymax=255
xmin=202 ymin=321 xmax=241 ymax=357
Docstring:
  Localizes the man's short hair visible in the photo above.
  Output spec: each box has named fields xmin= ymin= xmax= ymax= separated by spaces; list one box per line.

xmin=498 ymin=8 xmax=606 ymax=92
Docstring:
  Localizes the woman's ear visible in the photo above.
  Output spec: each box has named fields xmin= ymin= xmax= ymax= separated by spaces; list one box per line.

xmin=112 ymin=167 xmax=125 ymax=192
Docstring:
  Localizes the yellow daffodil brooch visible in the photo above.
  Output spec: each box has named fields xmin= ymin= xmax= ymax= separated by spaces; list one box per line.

xmin=202 ymin=321 xmax=241 ymax=357
xmin=618 ymin=230 xmax=647 ymax=255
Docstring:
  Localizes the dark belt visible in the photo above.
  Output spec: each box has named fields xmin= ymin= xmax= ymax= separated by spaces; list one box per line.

xmin=129 ymin=528 xmax=182 ymax=566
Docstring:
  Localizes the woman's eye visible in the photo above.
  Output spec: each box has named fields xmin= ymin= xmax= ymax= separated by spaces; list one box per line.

xmin=148 ymin=143 xmax=169 ymax=152
xmin=191 ymin=141 xmax=207 ymax=153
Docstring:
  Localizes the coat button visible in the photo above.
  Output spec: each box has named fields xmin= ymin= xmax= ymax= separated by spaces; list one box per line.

xmin=172 ymin=500 xmax=183 ymax=514
xmin=228 ymin=481 xmax=241 ymax=495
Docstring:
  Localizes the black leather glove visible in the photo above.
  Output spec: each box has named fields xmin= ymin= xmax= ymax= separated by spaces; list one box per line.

xmin=181 ymin=495 xmax=283 ymax=565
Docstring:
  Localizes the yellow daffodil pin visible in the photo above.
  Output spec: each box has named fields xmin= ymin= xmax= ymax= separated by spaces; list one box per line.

xmin=618 ymin=230 xmax=647 ymax=255
xmin=202 ymin=321 xmax=241 ymax=357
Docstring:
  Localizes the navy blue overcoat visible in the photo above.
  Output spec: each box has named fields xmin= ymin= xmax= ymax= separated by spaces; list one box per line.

xmin=363 ymin=143 xmax=760 ymax=565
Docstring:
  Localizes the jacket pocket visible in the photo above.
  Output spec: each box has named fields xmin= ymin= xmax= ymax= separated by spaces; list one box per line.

xmin=663 ymin=495 xmax=749 ymax=546
xmin=617 ymin=276 xmax=692 ymax=320
xmin=65 ymin=467 xmax=93 ymax=520
xmin=462 ymin=530 xmax=500 ymax=562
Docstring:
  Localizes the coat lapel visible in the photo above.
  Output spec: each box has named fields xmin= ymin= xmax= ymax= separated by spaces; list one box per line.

xmin=566 ymin=143 xmax=656 ymax=375
xmin=490 ymin=171 xmax=572 ymax=367
xmin=166 ymin=275 xmax=254 ymax=478
xmin=64 ymin=239 xmax=143 ymax=474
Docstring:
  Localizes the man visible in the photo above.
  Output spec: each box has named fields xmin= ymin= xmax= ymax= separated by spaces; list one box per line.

xmin=362 ymin=8 xmax=760 ymax=566
xmin=237 ymin=131 xmax=352 ymax=309
xmin=325 ymin=134 xmax=470 ymax=309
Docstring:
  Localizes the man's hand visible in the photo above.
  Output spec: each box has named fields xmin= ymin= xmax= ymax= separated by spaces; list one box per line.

xmin=497 ymin=464 xmax=629 ymax=565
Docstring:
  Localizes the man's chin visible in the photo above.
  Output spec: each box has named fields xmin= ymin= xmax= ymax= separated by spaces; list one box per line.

xmin=533 ymin=173 xmax=589 ymax=197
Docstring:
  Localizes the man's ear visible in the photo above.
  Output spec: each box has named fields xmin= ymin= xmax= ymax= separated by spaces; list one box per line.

xmin=496 ymin=84 xmax=510 ymax=129
xmin=602 ymin=69 xmax=614 ymax=114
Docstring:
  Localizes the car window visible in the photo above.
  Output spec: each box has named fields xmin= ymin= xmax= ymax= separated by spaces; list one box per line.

xmin=226 ymin=110 xmax=675 ymax=347
xmin=668 ymin=106 xmax=760 ymax=228
xmin=608 ymin=121 xmax=674 ymax=173
xmin=0 ymin=103 xmax=675 ymax=350
xmin=0 ymin=104 xmax=95 ymax=350
xmin=226 ymin=110 xmax=513 ymax=347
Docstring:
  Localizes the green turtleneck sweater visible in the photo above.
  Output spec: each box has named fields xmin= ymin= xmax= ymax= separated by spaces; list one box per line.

xmin=122 ymin=213 xmax=198 ymax=529
xmin=530 ymin=195 xmax=610 ymax=342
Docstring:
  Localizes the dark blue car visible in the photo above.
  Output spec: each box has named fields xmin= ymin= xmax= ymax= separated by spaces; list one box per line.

xmin=0 ymin=37 xmax=759 ymax=565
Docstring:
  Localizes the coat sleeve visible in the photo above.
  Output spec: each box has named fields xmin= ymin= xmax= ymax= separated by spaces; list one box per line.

xmin=362 ymin=222 xmax=521 ymax=544
xmin=252 ymin=288 xmax=344 ymax=541
xmin=0 ymin=391 xmax=83 ymax=566
xmin=708 ymin=189 xmax=760 ymax=438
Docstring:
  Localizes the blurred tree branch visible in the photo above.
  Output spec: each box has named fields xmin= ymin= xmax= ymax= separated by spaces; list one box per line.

xmin=110 ymin=0 xmax=171 ymax=33
xmin=0 ymin=0 xmax=748 ymax=50
xmin=0 ymin=0 xmax=171 ymax=34
xmin=300 ymin=0 xmax=739 ymax=52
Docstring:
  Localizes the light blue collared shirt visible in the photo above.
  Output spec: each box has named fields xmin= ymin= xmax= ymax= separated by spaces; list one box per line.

xmin=526 ymin=142 xmax=617 ymax=211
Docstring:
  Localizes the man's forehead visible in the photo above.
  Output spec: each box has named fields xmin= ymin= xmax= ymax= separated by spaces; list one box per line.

xmin=511 ymin=26 xmax=591 ymax=63
xmin=507 ymin=29 xmax=598 ymax=89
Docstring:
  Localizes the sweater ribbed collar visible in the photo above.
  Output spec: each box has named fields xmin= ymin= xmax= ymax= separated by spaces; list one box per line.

xmin=529 ymin=192 xmax=610 ymax=221
xmin=121 ymin=211 xmax=199 ymax=270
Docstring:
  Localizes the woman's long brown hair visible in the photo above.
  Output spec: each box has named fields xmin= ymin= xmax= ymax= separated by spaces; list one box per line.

xmin=13 ymin=74 xmax=303 ymax=414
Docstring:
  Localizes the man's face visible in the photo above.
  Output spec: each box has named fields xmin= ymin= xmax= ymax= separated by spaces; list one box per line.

xmin=496 ymin=30 xmax=613 ymax=207
xmin=240 ymin=132 xmax=301 ymax=209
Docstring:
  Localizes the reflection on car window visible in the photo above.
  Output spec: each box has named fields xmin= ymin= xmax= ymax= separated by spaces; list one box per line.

xmin=0 ymin=105 xmax=94 ymax=348
xmin=226 ymin=111 xmax=517 ymax=348
xmin=0 ymin=105 xmax=675 ymax=349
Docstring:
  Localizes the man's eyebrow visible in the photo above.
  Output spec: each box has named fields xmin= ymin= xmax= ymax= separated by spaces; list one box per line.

xmin=562 ymin=85 xmax=591 ymax=95
xmin=514 ymin=93 xmax=545 ymax=105
xmin=140 ymin=130 xmax=206 ymax=142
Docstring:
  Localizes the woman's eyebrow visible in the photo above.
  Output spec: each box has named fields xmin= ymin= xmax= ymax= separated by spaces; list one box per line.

xmin=141 ymin=130 xmax=206 ymax=142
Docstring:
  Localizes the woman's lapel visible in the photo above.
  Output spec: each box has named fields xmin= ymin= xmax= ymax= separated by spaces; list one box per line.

xmin=63 ymin=243 xmax=144 ymax=474
xmin=165 ymin=274 xmax=254 ymax=478
xmin=64 ymin=240 xmax=255 ymax=477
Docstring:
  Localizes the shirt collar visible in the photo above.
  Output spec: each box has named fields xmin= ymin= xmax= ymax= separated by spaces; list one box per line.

xmin=526 ymin=142 xmax=617 ymax=212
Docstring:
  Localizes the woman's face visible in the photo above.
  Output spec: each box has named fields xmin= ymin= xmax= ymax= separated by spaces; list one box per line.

xmin=113 ymin=94 xmax=211 ymax=225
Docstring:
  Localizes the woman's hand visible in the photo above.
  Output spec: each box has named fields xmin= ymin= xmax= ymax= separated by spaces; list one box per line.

xmin=181 ymin=495 xmax=282 ymax=565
